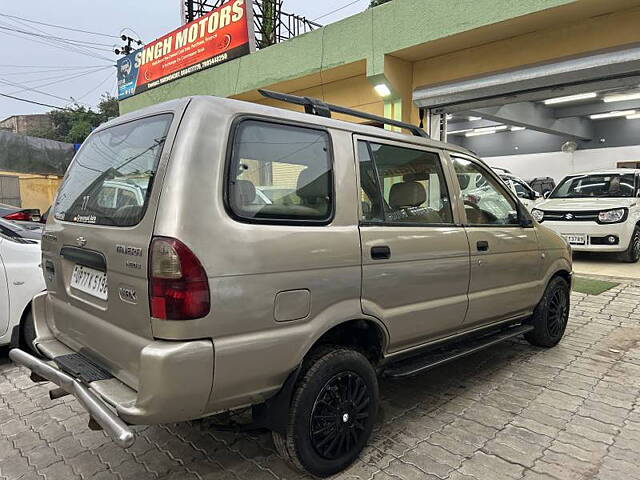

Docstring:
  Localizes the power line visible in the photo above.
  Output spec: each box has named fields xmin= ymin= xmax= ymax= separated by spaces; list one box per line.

xmin=0 ymin=66 xmax=113 ymax=76
xmin=0 ymin=26 xmax=114 ymax=62
xmin=2 ymin=67 xmax=114 ymax=104
xmin=312 ymin=0 xmax=366 ymax=21
xmin=0 ymin=64 xmax=111 ymax=69
xmin=0 ymin=25 xmax=115 ymax=50
xmin=0 ymin=92 xmax=64 ymax=109
xmin=75 ymin=71 xmax=115 ymax=101
xmin=0 ymin=12 xmax=119 ymax=39
xmin=12 ymin=67 xmax=113 ymax=88
xmin=0 ymin=19 xmax=114 ymax=62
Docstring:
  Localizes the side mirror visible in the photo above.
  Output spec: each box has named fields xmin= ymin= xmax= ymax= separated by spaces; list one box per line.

xmin=534 ymin=191 xmax=542 ymax=199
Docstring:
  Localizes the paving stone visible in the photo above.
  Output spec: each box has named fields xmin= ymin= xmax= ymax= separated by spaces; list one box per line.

xmin=2 ymin=285 xmax=640 ymax=480
xmin=459 ymin=452 xmax=524 ymax=479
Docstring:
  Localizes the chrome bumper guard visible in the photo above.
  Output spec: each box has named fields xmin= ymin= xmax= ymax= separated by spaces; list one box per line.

xmin=9 ymin=348 xmax=135 ymax=448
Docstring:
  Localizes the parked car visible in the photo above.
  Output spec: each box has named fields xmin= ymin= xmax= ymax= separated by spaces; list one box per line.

xmin=11 ymin=94 xmax=572 ymax=478
xmin=0 ymin=218 xmax=43 ymax=241
xmin=0 ymin=203 xmax=41 ymax=222
xmin=528 ymin=177 xmax=556 ymax=197
xmin=459 ymin=170 xmax=540 ymax=214
xmin=0 ymin=231 xmax=45 ymax=349
xmin=532 ymin=169 xmax=640 ymax=262
xmin=499 ymin=172 xmax=542 ymax=211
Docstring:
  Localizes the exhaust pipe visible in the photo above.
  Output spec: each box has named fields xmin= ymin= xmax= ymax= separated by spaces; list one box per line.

xmin=9 ymin=348 xmax=134 ymax=448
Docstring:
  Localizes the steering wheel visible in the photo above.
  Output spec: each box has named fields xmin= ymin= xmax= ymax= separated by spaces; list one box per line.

xmin=463 ymin=200 xmax=498 ymax=223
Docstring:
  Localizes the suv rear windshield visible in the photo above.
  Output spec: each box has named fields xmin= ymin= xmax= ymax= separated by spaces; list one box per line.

xmin=53 ymin=114 xmax=172 ymax=227
xmin=551 ymin=173 xmax=636 ymax=199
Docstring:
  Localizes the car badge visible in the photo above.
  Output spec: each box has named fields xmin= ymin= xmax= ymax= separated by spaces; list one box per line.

xmin=565 ymin=213 xmax=574 ymax=220
xmin=76 ymin=236 xmax=87 ymax=247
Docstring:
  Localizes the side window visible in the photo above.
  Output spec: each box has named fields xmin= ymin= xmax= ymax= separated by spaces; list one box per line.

xmin=512 ymin=180 xmax=530 ymax=199
xmin=358 ymin=141 xmax=453 ymax=225
xmin=228 ymin=120 xmax=333 ymax=223
xmin=453 ymin=157 xmax=519 ymax=226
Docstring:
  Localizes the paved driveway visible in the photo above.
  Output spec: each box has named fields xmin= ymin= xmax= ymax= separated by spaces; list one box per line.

xmin=1 ymin=282 xmax=640 ymax=480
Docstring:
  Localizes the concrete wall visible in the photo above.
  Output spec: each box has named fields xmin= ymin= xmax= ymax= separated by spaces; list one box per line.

xmin=0 ymin=170 xmax=61 ymax=212
xmin=120 ymin=0 xmax=587 ymax=115
xmin=484 ymin=146 xmax=640 ymax=183
xmin=0 ymin=114 xmax=53 ymax=136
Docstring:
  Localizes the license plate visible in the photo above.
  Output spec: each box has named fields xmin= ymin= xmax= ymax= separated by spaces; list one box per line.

xmin=562 ymin=234 xmax=587 ymax=246
xmin=70 ymin=265 xmax=108 ymax=300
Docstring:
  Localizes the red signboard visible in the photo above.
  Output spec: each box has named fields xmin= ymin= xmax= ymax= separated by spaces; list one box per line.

xmin=118 ymin=0 xmax=254 ymax=99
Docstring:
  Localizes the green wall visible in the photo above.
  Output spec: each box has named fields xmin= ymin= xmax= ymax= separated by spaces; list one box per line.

xmin=120 ymin=0 xmax=579 ymax=114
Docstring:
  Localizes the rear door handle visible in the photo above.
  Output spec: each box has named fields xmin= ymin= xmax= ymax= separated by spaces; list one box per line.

xmin=477 ymin=240 xmax=489 ymax=252
xmin=371 ymin=246 xmax=391 ymax=260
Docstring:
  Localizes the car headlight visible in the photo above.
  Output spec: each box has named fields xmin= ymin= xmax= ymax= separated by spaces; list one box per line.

xmin=598 ymin=208 xmax=627 ymax=224
xmin=531 ymin=209 xmax=544 ymax=222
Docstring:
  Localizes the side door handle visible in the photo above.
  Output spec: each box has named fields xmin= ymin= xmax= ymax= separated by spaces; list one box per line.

xmin=477 ymin=240 xmax=489 ymax=252
xmin=371 ymin=246 xmax=391 ymax=260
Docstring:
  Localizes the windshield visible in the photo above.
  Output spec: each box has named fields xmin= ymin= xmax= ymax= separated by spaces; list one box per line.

xmin=53 ymin=114 xmax=173 ymax=227
xmin=551 ymin=173 xmax=636 ymax=199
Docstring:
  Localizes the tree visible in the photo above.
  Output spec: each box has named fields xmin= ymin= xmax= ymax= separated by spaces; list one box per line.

xmin=370 ymin=0 xmax=393 ymax=6
xmin=27 ymin=92 xmax=119 ymax=144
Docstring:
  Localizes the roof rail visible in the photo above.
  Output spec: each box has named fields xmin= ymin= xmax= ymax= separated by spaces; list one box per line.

xmin=258 ymin=89 xmax=429 ymax=138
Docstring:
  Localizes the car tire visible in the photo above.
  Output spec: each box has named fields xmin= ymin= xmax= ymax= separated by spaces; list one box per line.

xmin=20 ymin=309 xmax=39 ymax=356
xmin=620 ymin=226 xmax=640 ymax=263
xmin=525 ymin=276 xmax=570 ymax=348
xmin=272 ymin=346 xmax=379 ymax=478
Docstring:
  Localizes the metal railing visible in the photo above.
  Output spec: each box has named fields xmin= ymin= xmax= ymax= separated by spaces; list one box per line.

xmin=182 ymin=0 xmax=321 ymax=49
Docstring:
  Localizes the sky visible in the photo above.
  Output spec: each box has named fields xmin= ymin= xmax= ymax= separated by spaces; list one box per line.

xmin=0 ymin=0 xmax=370 ymax=121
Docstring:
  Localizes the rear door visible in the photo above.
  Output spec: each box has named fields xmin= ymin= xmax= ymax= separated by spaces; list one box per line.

xmin=356 ymin=138 xmax=470 ymax=353
xmin=451 ymin=155 xmax=541 ymax=327
xmin=42 ymin=111 xmax=181 ymax=386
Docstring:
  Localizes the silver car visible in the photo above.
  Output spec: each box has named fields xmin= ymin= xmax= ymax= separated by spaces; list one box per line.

xmin=11 ymin=93 xmax=572 ymax=478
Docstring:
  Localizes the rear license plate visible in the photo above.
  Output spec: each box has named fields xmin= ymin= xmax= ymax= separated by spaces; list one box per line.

xmin=562 ymin=234 xmax=587 ymax=246
xmin=70 ymin=265 xmax=108 ymax=300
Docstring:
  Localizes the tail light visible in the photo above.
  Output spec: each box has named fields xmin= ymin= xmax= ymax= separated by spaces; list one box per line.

xmin=149 ymin=237 xmax=210 ymax=320
xmin=4 ymin=211 xmax=31 ymax=221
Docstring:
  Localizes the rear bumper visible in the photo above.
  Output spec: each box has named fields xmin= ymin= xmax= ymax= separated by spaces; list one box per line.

xmin=9 ymin=348 xmax=135 ymax=448
xmin=18 ymin=292 xmax=214 ymax=443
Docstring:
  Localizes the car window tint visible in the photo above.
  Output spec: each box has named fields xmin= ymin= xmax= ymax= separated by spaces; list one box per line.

xmin=228 ymin=120 xmax=333 ymax=223
xmin=453 ymin=158 xmax=519 ymax=226
xmin=358 ymin=142 xmax=453 ymax=225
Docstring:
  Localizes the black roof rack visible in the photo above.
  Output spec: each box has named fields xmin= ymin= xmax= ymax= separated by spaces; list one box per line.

xmin=258 ymin=89 xmax=429 ymax=138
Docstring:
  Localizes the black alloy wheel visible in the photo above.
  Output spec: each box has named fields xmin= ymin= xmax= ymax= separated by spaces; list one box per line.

xmin=546 ymin=287 xmax=569 ymax=338
xmin=525 ymin=276 xmax=570 ymax=348
xmin=310 ymin=371 xmax=371 ymax=460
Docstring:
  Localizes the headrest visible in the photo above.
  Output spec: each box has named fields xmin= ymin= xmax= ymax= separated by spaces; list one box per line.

xmin=297 ymin=169 xmax=329 ymax=200
xmin=233 ymin=180 xmax=256 ymax=205
xmin=389 ymin=181 xmax=426 ymax=209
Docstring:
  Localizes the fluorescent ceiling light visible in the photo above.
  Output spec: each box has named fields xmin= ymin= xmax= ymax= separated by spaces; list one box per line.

xmin=544 ymin=92 xmax=597 ymax=105
xmin=474 ymin=125 xmax=507 ymax=133
xmin=590 ymin=110 xmax=636 ymax=119
xmin=603 ymin=92 xmax=640 ymax=103
xmin=511 ymin=126 xmax=526 ymax=131
xmin=374 ymin=84 xmax=391 ymax=97
xmin=468 ymin=116 xmax=481 ymax=121
xmin=446 ymin=114 xmax=453 ymax=120
xmin=466 ymin=130 xmax=497 ymax=137
xmin=627 ymin=113 xmax=640 ymax=119
xmin=447 ymin=128 xmax=473 ymax=135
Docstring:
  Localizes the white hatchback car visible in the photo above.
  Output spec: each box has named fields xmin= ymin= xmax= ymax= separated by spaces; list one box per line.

xmin=0 ymin=232 xmax=46 ymax=348
xmin=532 ymin=169 xmax=640 ymax=262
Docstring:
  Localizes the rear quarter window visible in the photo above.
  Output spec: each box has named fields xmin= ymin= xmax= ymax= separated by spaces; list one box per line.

xmin=227 ymin=120 xmax=333 ymax=224
xmin=53 ymin=114 xmax=173 ymax=227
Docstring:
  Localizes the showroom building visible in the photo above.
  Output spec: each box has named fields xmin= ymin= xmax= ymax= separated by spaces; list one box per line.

xmin=119 ymin=0 xmax=640 ymax=182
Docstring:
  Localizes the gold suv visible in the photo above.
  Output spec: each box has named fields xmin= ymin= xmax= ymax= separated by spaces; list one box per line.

xmin=11 ymin=91 xmax=572 ymax=478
